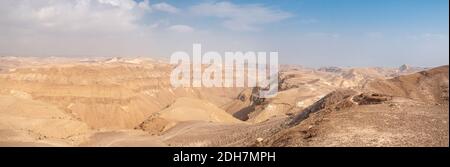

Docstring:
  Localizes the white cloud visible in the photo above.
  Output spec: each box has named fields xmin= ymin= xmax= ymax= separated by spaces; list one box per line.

xmin=190 ymin=1 xmax=292 ymax=31
xmin=138 ymin=0 xmax=151 ymax=11
xmin=152 ymin=2 xmax=179 ymax=14
xmin=97 ymin=0 xmax=136 ymax=9
xmin=0 ymin=0 xmax=182 ymax=57
xmin=3 ymin=0 xmax=148 ymax=33
xmin=0 ymin=0 xmax=156 ymax=56
xmin=167 ymin=25 xmax=194 ymax=33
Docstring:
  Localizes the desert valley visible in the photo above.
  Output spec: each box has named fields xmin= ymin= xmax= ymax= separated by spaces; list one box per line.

xmin=0 ymin=56 xmax=447 ymax=147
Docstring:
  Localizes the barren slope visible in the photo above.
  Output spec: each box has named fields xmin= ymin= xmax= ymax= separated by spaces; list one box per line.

xmin=262 ymin=66 xmax=449 ymax=147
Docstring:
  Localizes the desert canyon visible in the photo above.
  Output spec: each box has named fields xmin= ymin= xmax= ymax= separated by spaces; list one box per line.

xmin=0 ymin=56 xmax=448 ymax=147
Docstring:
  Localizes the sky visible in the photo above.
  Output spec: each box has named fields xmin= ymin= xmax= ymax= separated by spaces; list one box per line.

xmin=0 ymin=0 xmax=448 ymax=67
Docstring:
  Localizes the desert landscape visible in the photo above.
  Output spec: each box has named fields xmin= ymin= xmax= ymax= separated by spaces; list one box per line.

xmin=0 ymin=0 xmax=448 ymax=148
xmin=0 ymin=56 xmax=447 ymax=147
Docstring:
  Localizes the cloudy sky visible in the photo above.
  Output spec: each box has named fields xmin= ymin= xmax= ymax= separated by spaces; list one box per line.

xmin=0 ymin=0 xmax=448 ymax=67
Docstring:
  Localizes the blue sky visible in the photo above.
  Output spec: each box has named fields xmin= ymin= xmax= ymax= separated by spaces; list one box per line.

xmin=0 ymin=0 xmax=448 ymax=67
xmin=152 ymin=0 xmax=449 ymax=33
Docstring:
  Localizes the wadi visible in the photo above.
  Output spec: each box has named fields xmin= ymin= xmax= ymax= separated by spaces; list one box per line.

xmin=170 ymin=44 xmax=278 ymax=94
xmin=0 ymin=56 xmax=447 ymax=147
